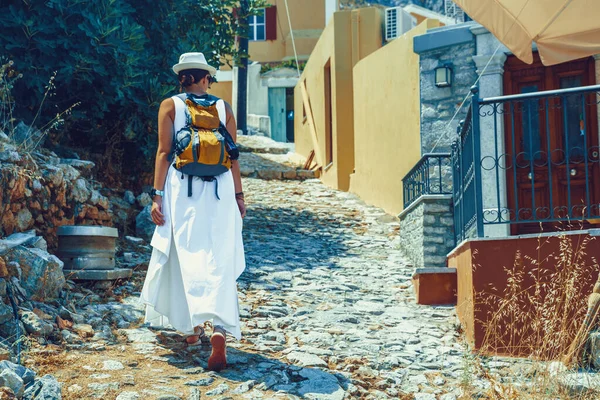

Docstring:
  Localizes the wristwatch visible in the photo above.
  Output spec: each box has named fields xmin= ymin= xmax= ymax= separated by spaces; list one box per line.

xmin=149 ymin=188 xmax=164 ymax=197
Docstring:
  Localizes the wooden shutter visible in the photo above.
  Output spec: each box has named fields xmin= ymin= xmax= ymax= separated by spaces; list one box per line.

xmin=265 ymin=6 xmax=277 ymax=41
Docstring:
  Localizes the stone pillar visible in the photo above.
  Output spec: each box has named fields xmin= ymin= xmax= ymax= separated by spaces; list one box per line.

xmin=472 ymin=51 xmax=510 ymax=238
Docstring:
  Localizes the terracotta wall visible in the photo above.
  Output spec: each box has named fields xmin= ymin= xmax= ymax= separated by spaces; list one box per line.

xmin=349 ymin=19 xmax=439 ymax=215
xmin=448 ymin=232 xmax=600 ymax=357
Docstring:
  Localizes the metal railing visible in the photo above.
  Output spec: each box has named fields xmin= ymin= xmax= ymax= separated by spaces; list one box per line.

xmin=452 ymin=106 xmax=482 ymax=241
xmin=402 ymin=153 xmax=452 ymax=209
xmin=452 ymin=84 xmax=600 ymax=242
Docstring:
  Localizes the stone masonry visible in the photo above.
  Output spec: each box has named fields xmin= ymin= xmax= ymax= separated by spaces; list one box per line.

xmin=419 ymin=41 xmax=477 ymax=153
xmin=399 ymin=195 xmax=455 ymax=268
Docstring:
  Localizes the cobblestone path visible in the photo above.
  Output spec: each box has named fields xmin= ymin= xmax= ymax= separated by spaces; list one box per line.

xmin=38 ymin=177 xmax=471 ymax=400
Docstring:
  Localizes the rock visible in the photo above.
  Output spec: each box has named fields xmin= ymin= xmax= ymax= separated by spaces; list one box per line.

xmin=3 ymin=246 xmax=65 ymax=301
xmin=59 ymin=164 xmax=80 ymax=182
xmin=124 ymin=191 xmax=136 ymax=205
xmin=156 ymin=396 xmax=181 ymax=400
xmin=232 ymin=380 xmax=256 ymax=394
xmin=90 ymin=373 xmax=112 ymax=380
xmin=125 ymin=236 xmax=144 ymax=244
xmin=439 ymin=394 xmax=458 ymax=400
xmin=415 ymin=394 xmax=437 ymax=400
xmin=122 ymin=375 xmax=135 ymax=386
xmin=59 ymin=158 xmax=95 ymax=174
xmin=69 ymin=178 xmax=90 ymax=203
xmin=73 ymin=324 xmax=94 ymax=338
xmin=185 ymin=377 xmax=215 ymax=386
xmin=118 ymin=328 xmax=157 ymax=343
xmin=11 ymin=122 xmax=44 ymax=150
xmin=23 ymin=375 xmax=62 ymax=399
xmin=56 ymin=316 xmax=73 ymax=330
xmin=0 ymin=361 xmax=36 ymax=385
xmin=0 ymin=231 xmax=37 ymax=255
xmin=29 ymin=237 xmax=48 ymax=252
xmin=0 ymin=259 xmax=7 ymax=279
xmin=135 ymin=206 xmax=155 ymax=241
xmin=15 ymin=208 xmax=32 ymax=231
xmin=61 ymin=329 xmax=82 ymax=344
xmin=295 ymin=368 xmax=344 ymax=400
xmin=67 ymin=384 xmax=83 ymax=394
xmin=205 ymin=383 xmax=229 ymax=396
xmin=0 ymin=319 xmax=25 ymax=344
xmin=20 ymin=311 xmax=54 ymax=336
xmin=90 ymin=190 xmax=110 ymax=210
xmin=88 ymin=382 xmax=120 ymax=396
xmin=556 ymin=370 xmax=600 ymax=395
xmin=102 ymin=360 xmax=124 ymax=371
xmin=41 ymin=165 xmax=64 ymax=187
xmin=0 ymin=150 xmax=21 ymax=163
xmin=116 ymin=391 xmax=140 ymax=400
xmin=0 ymin=369 xmax=24 ymax=398
xmin=0 ymin=302 xmax=13 ymax=325
xmin=187 ymin=388 xmax=201 ymax=400
xmin=136 ymin=193 xmax=152 ymax=208
xmin=0 ymin=347 xmax=11 ymax=361
xmin=589 ymin=332 xmax=600 ymax=369
xmin=286 ymin=352 xmax=328 ymax=367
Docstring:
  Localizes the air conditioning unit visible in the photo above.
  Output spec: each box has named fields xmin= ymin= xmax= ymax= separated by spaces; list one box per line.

xmin=385 ymin=7 xmax=416 ymax=42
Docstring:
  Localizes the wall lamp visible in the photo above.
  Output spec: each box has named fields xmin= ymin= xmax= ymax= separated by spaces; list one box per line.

xmin=435 ymin=64 xmax=453 ymax=88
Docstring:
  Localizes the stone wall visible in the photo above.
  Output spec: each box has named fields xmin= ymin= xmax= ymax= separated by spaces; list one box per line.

xmin=419 ymin=41 xmax=477 ymax=153
xmin=399 ymin=195 xmax=455 ymax=268
xmin=0 ymin=132 xmax=117 ymax=249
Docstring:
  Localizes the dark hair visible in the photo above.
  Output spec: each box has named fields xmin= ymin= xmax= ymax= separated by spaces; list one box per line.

xmin=178 ymin=69 xmax=210 ymax=88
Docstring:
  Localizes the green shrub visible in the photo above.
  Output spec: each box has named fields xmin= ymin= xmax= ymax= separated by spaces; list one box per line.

xmin=0 ymin=0 xmax=265 ymax=185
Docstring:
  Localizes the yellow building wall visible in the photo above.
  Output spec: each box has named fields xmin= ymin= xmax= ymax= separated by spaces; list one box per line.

xmin=249 ymin=0 xmax=327 ymax=63
xmin=349 ymin=19 xmax=440 ymax=216
xmin=294 ymin=7 xmax=383 ymax=191
xmin=410 ymin=13 xmax=445 ymax=27
xmin=208 ymin=81 xmax=233 ymax=106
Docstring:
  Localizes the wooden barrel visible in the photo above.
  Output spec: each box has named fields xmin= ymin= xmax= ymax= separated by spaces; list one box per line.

xmin=57 ymin=226 xmax=118 ymax=270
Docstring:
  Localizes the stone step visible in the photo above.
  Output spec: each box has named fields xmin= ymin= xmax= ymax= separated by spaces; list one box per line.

xmin=241 ymin=168 xmax=316 ymax=180
xmin=412 ymin=267 xmax=457 ymax=305
xmin=236 ymin=135 xmax=293 ymax=155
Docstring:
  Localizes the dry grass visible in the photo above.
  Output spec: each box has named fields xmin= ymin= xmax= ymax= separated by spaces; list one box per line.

xmin=461 ymin=227 xmax=600 ymax=399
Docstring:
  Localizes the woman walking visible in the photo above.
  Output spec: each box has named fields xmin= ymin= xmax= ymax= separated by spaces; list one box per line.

xmin=141 ymin=52 xmax=246 ymax=371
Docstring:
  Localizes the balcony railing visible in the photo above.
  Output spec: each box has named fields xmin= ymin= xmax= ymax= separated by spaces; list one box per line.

xmin=402 ymin=153 xmax=452 ymax=209
xmin=452 ymin=84 xmax=600 ymax=243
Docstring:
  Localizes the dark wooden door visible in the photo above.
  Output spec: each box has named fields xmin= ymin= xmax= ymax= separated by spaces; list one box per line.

xmin=503 ymin=54 xmax=599 ymax=235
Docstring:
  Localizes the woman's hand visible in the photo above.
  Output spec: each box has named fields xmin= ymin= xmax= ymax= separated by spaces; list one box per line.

xmin=151 ymin=197 xmax=165 ymax=225
xmin=236 ymin=197 xmax=246 ymax=219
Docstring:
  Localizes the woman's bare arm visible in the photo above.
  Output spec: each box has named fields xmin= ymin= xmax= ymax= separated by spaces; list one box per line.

xmin=151 ymin=98 xmax=175 ymax=225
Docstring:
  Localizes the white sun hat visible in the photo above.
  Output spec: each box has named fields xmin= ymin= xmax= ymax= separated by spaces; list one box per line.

xmin=172 ymin=52 xmax=217 ymax=76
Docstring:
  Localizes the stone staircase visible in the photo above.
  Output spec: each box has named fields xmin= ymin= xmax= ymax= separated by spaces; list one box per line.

xmin=237 ymin=136 xmax=316 ymax=180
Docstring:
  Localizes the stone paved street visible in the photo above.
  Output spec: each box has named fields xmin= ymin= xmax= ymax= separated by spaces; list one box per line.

xmin=31 ymin=174 xmax=489 ymax=400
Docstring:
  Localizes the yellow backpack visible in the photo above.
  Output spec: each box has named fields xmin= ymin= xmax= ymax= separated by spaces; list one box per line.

xmin=172 ymin=93 xmax=238 ymax=198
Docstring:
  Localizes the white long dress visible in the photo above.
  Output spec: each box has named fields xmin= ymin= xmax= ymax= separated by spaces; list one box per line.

xmin=140 ymin=95 xmax=246 ymax=340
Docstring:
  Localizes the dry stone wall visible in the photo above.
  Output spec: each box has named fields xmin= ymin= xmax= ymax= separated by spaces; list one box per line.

xmin=0 ymin=132 xmax=115 ymax=249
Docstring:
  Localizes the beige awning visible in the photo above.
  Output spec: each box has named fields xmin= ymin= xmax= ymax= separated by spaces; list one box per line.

xmin=453 ymin=0 xmax=600 ymax=65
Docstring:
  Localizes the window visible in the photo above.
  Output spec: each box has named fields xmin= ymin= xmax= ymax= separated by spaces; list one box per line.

xmin=249 ymin=9 xmax=266 ymax=41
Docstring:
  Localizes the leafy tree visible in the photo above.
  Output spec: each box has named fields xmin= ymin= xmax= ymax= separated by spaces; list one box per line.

xmin=0 ymin=0 xmax=265 ymax=186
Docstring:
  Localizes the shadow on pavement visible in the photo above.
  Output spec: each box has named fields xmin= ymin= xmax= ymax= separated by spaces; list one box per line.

xmin=156 ymin=334 xmax=349 ymax=398
xmin=241 ymin=204 xmax=353 ymax=285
